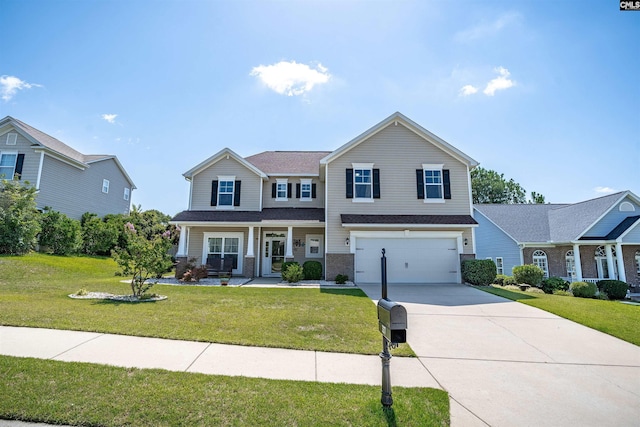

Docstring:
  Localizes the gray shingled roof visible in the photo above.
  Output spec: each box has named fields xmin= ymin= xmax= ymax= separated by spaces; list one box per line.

xmin=10 ymin=117 xmax=88 ymax=164
xmin=474 ymin=191 xmax=630 ymax=243
xmin=341 ymin=214 xmax=477 ymax=225
xmin=171 ymin=208 xmax=325 ymax=223
xmin=245 ymin=151 xmax=331 ymax=175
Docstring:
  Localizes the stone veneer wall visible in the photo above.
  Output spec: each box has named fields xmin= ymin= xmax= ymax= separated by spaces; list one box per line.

xmin=326 ymin=253 xmax=354 ymax=282
xmin=243 ymin=257 xmax=255 ymax=278
xmin=174 ymin=256 xmax=188 ymax=279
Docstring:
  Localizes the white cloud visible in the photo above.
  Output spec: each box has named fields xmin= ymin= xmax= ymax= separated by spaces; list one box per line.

xmin=0 ymin=75 xmax=42 ymax=101
xmin=594 ymin=186 xmax=617 ymax=194
xmin=454 ymin=12 xmax=521 ymax=42
xmin=459 ymin=85 xmax=478 ymax=96
xmin=101 ymin=114 xmax=118 ymax=124
xmin=483 ymin=67 xmax=515 ymax=96
xmin=250 ymin=61 xmax=331 ymax=96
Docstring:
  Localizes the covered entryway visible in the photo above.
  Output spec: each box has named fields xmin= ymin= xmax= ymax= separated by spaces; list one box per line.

xmin=354 ymin=236 xmax=460 ymax=284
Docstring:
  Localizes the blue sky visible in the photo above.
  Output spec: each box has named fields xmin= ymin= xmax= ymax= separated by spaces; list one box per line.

xmin=1 ymin=0 xmax=638 ymax=216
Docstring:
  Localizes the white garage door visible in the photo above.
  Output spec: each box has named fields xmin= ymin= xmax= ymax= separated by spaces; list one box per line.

xmin=355 ymin=238 xmax=459 ymax=284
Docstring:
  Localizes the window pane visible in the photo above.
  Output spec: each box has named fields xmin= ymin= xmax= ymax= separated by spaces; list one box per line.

xmin=224 ymin=238 xmax=239 ymax=253
xmin=301 ymin=183 xmax=311 ymax=198
xmin=208 ymin=238 xmax=222 ymax=253
xmin=219 ymin=194 xmax=233 ymax=205
xmin=277 ymin=183 xmax=287 ymax=198
xmin=0 ymin=154 xmax=17 ymax=167
xmin=426 ymin=185 xmax=442 ymax=199
xmin=218 ymin=181 xmax=234 ymax=206
xmin=424 ymin=170 xmax=441 ymax=184
xmin=355 ymin=184 xmax=371 ymax=198
xmin=355 ymin=169 xmax=371 ymax=183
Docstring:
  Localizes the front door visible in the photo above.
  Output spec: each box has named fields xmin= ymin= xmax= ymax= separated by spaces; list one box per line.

xmin=262 ymin=232 xmax=287 ymax=277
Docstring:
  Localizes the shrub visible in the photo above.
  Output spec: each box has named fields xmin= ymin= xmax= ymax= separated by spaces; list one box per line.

xmin=281 ymin=261 xmax=299 ymax=275
xmin=76 ymin=288 xmax=88 ymax=296
xmin=503 ymin=284 xmax=521 ymax=291
xmin=512 ymin=264 xmax=544 ymax=286
xmin=182 ymin=265 xmax=209 ymax=282
xmin=81 ymin=214 xmax=119 ymax=255
xmin=553 ymin=289 xmax=572 ymax=297
xmin=570 ymin=281 xmax=597 ymax=298
xmin=38 ymin=208 xmax=82 ymax=255
xmin=526 ymin=287 xmax=545 ymax=294
xmin=282 ymin=263 xmax=304 ymax=283
xmin=540 ymin=277 xmax=569 ymax=294
xmin=0 ymin=179 xmax=40 ymax=255
xmin=335 ymin=274 xmax=349 ymax=284
xmin=461 ymin=259 xmax=496 ymax=286
xmin=597 ymin=280 xmax=629 ymax=300
xmin=303 ymin=261 xmax=323 ymax=280
xmin=493 ymin=274 xmax=509 ymax=285
xmin=503 ymin=276 xmax=518 ymax=286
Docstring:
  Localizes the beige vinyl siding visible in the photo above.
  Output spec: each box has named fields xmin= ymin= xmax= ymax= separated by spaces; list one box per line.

xmin=37 ymin=156 xmax=132 ymax=219
xmin=291 ymin=227 xmax=325 ymax=272
xmin=325 ymin=124 xmax=473 ymax=253
xmin=262 ymin=178 xmax=325 ymax=208
xmin=190 ymin=157 xmax=262 ymax=211
xmin=187 ymin=226 xmax=249 ymax=265
xmin=0 ymin=131 xmax=39 ymax=183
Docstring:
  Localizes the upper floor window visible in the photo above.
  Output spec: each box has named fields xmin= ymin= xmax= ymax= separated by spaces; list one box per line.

xmin=6 ymin=133 xmax=17 ymax=145
xmin=276 ymin=179 xmax=288 ymax=201
xmin=211 ymin=177 xmax=241 ymax=208
xmin=102 ymin=179 xmax=110 ymax=194
xmin=123 ymin=187 xmax=130 ymax=201
xmin=532 ymin=250 xmax=549 ymax=278
xmin=346 ymin=163 xmax=379 ymax=201
xmin=218 ymin=178 xmax=235 ymax=206
xmin=417 ymin=165 xmax=451 ymax=202
xmin=300 ymin=179 xmax=312 ymax=201
xmin=0 ymin=152 xmax=18 ymax=179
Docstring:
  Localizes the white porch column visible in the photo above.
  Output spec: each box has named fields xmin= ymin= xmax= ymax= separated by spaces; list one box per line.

xmin=605 ymin=244 xmax=616 ymax=279
xmin=286 ymin=226 xmax=294 ymax=258
xmin=246 ymin=226 xmax=255 ymax=257
xmin=177 ymin=225 xmax=188 ymax=257
xmin=573 ymin=244 xmax=583 ymax=282
xmin=615 ymin=242 xmax=626 ymax=282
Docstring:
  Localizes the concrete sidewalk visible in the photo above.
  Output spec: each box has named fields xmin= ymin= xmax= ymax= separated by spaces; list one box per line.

xmin=0 ymin=325 xmax=437 ymax=388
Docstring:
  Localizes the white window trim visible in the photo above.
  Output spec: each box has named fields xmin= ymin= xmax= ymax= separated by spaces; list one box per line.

xmin=276 ymin=178 xmax=288 ymax=201
xmin=305 ymin=234 xmax=323 ymax=258
xmin=6 ymin=133 xmax=17 ymax=145
xmin=0 ymin=151 xmax=18 ymax=180
xmin=300 ymin=178 xmax=312 ymax=202
xmin=496 ymin=257 xmax=504 ymax=275
xmin=202 ymin=232 xmax=244 ymax=275
xmin=532 ymin=250 xmax=549 ymax=278
xmin=217 ymin=175 xmax=235 ymax=210
xmin=422 ymin=163 xmax=444 ymax=203
xmin=123 ymin=187 xmax=130 ymax=201
xmin=352 ymin=162 xmax=374 ymax=202
xmin=102 ymin=179 xmax=110 ymax=194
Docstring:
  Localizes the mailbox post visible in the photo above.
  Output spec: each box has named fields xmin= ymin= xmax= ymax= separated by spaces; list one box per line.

xmin=377 ymin=249 xmax=407 ymax=408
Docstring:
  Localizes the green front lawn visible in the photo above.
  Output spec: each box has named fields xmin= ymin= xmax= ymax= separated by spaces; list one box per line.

xmin=0 ymin=253 xmax=412 ymax=355
xmin=0 ymin=355 xmax=449 ymax=426
xmin=480 ymin=286 xmax=640 ymax=346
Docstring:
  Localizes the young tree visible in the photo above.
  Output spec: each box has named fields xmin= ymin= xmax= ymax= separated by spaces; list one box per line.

xmin=471 ymin=167 xmax=545 ymax=204
xmin=0 ymin=179 xmax=40 ymax=255
xmin=112 ymin=222 xmax=173 ymax=297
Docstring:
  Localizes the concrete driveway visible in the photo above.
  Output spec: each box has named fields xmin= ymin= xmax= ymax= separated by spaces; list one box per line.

xmin=358 ymin=283 xmax=640 ymax=427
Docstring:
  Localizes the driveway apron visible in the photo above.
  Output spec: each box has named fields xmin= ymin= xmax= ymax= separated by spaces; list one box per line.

xmin=358 ymin=283 xmax=640 ymax=427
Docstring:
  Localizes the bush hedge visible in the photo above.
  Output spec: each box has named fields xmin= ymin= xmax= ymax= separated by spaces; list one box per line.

xmin=503 ymin=276 xmax=518 ymax=286
xmin=281 ymin=261 xmax=299 ymax=275
xmin=303 ymin=261 xmax=322 ymax=280
xmin=597 ymin=280 xmax=629 ymax=300
xmin=461 ymin=259 xmax=496 ymax=286
xmin=512 ymin=264 xmax=544 ymax=286
xmin=282 ymin=263 xmax=304 ymax=283
xmin=570 ymin=281 xmax=597 ymax=298
xmin=540 ymin=276 xmax=569 ymax=294
xmin=493 ymin=274 xmax=509 ymax=285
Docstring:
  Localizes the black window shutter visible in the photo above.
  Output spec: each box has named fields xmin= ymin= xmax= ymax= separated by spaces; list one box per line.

xmin=15 ymin=154 xmax=25 ymax=180
xmin=233 ymin=180 xmax=241 ymax=206
xmin=443 ymin=169 xmax=451 ymax=199
xmin=287 ymin=183 xmax=292 ymax=198
xmin=372 ymin=169 xmax=380 ymax=199
xmin=211 ymin=180 xmax=218 ymax=206
xmin=311 ymin=183 xmax=317 ymax=198
xmin=271 ymin=183 xmax=276 ymax=198
xmin=296 ymin=183 xmax=301 ymax=198
xmin=346 ymin=169 xmax=353 ymax=199
xmin=416 ymin=170 xmax=424 ymax=199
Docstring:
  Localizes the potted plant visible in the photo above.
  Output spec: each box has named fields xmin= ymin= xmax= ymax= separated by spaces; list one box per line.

xmin=220 ymin=274 xmax=230 ymax=286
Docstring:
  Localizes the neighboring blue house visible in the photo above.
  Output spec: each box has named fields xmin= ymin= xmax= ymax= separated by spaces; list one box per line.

xmin=474 ymin=191 xmax=640 ymax=288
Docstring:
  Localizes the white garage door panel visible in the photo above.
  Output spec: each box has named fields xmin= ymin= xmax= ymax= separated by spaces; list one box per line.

xmin=355 ymin=238 xmax=459 ymax=284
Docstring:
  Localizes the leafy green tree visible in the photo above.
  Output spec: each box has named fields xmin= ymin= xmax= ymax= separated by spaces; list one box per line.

xmin=38 ymin=208 xmax=82 ymax=255
xmin=81 ymin=213 xmax=120 ymax=255
xmin=471 ymin=167 xmax=545 ymax=204
xmin=0 ymin=179 xmax=40 ymax=255
xmin=112 ymin=222 xmax=174 ymax=297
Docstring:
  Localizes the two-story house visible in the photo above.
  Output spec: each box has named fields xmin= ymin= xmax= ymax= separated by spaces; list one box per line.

xmin=0 ymin=116 xmax=135 ymax=220
xmin=171 ymin=112 xmax=479 ymax=284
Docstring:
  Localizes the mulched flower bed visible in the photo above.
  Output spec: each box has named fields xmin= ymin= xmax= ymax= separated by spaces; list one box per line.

xmin=69 ymin=292 xmax=167 ymax=302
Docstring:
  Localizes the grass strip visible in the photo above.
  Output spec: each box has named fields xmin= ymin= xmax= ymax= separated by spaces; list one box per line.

xmin=0 ymin=355 xmax=448 ymax=426
xmin=479 ymin=286 xmax=640 ymax=345
xmin=0 ymin=253 xmax=413 ymax=356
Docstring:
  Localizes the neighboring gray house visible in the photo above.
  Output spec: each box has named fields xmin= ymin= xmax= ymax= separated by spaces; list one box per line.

xmin=0 ymin=116 xmax=136 ymax=220
xmin=171 ymin=112 xmax=480 ymax=284
xmin=474 ymin=191 xmax=640 ymax=288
